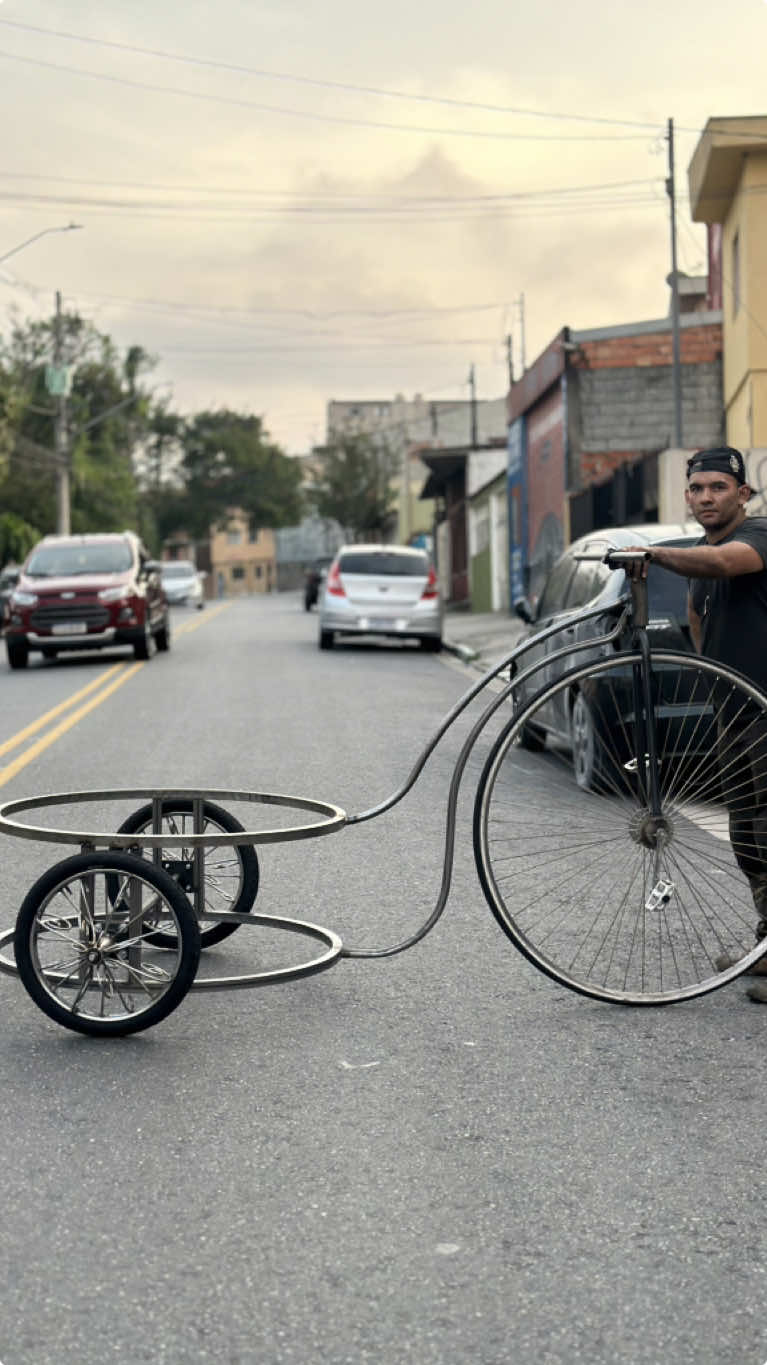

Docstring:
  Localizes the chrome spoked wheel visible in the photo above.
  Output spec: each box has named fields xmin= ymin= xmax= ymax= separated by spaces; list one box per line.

xmin=474 ymin=651 xmax=767 ymax=1004
xmin=116 ymin=800 xmax=260 ymax=949
xmin=14 ymin=853 xmax=201 ymax=1035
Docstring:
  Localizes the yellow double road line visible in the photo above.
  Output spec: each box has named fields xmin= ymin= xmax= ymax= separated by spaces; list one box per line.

xmin=0 ymin=602 xmax=229 ymax=789
xmin=0 ymin=662 xmax=142 ymax=788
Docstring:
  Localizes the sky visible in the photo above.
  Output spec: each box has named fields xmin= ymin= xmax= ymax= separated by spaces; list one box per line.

xmin=2 ymin=0 xmax=767 ymax=455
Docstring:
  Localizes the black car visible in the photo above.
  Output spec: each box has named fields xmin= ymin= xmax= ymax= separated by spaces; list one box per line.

xmin=513 ymin=524 xmax=700 ymax=789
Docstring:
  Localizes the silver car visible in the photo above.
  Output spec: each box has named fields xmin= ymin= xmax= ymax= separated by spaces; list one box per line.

xmin=160 ymin=560 xmax=204 ymax=609
xmin=318 ymin=545 xmax=442 ymax=651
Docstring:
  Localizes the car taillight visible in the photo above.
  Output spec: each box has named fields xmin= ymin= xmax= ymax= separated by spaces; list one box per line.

xmin=326 ymin=562 xmax=345 ymax=596
xmin=421 ymin=566 xmax=439 ymax=599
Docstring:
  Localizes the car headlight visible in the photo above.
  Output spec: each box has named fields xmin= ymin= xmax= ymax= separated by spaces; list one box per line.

xmin=98 ymin=586 xmax=130 ymax=603
xmin=10 ymin=590 xmax=38 ymax=606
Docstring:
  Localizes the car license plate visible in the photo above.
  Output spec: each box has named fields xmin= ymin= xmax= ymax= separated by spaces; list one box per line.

xmin=52 ymin=622 xmax=87 ymax=635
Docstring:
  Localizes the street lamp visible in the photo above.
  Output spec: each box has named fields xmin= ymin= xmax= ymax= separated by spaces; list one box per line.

xmin=0 ymin=223 xmax=83 ymax=269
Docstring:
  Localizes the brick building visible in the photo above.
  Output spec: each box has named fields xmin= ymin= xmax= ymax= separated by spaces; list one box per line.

xmin=507 ymin=309 xmax=724 ymax=602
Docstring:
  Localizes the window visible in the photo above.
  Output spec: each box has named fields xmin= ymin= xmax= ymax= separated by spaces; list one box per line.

xmin=338 ymin=550 xmax=429 ymax=576
xmin=732 ymin=230 xmax=740 ymax=317
xmin=537 ymin=555 xmax=576 ymax=619
xmin=565 ymin=561 xmax=599 ymax=611
xmin=227 ymin=529 xmax=243 ymax=545
xmin=248 ymin=525 xmax=259 ymax=543
xmin=231 ymin=565 xmax=245 ymax=580
xmin=255 ymin=564 xmax=263 ymax=578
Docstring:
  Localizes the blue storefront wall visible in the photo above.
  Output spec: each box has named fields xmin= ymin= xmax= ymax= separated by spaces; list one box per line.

xmin=507 ymin=416 xmax=527 ymax=605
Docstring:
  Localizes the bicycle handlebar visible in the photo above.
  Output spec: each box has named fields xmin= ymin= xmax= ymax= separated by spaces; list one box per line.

xmin=573 ymin=550 xmax=651 ymax=568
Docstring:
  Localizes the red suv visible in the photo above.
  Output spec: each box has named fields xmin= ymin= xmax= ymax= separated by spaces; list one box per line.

xmin=4 ymin=532 xmax=170 ymax=669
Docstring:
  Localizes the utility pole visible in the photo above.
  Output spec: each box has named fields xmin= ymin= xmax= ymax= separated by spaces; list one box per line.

xmin=666 ymin=117 xmax=683 ymax=448
xmin=468 ymin=364 xmax=478 ymax=446
xmin=52 ymin=291 xmax=71 ymax=535
xmin=518 ymin=293 xmax=526 ymax=374
xmin=506 ymin=333 xmax=514 ymax=387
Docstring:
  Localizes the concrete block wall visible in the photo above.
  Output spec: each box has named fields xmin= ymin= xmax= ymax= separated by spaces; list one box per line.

xmin=574 ymin=360 xmax=724 ymax=461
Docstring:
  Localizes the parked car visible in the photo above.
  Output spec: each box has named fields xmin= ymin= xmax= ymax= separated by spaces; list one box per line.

xmin=303 ymin=557 xmax=332 ymax=612
xmin=318 ymin=544 xmax=443 ymax=651
xmin=4 ymin=532 xmax=170 ymax=669
xmin=160 ymin=560 xmax=204 ymax=609
xmin=513 ymin=523 xmax=701 ymax=789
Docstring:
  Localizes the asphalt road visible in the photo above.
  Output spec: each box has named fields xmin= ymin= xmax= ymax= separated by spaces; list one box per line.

xmin=0 ymin=595 xmax=765 ymax=1365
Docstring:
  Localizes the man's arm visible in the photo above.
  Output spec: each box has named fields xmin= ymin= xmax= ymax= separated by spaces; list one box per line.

xmin=688 ymin=594 xmax=702 ymax=651
xmin=634 ymin=541 xmax=764 ymax=579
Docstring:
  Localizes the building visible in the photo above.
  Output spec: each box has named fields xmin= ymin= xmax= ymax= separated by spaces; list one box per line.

xmin=166 ymin=510 xmax=276 ymax=598
xmin=327 ymin=393 xmax=508 ymax=545
xmin=419 ymin=440 xmax=508 ymax=607
xmin=507 ymin=310 xmax=724 ymax=603
xmin=688 ymin=115 xmax=767 ymax=458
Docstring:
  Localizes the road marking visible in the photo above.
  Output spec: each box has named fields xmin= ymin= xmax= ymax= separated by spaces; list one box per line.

xmin=0 ymin=662 xmax=128 ymax=760
xmin=0 ymin=663 xmax=143 ymax=789
xmin=173 ymin=602 xmax=229 ymax=637
xmin=0 ymin=604 xmax=231 ymax=790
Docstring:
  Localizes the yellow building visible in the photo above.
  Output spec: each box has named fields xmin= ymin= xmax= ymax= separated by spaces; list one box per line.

xmin=688 ymin=116 xmax=767 ymax=451
xmin=208 ymin=511 xmax=275 ymax=597
xmin=166 ymin=511 xmax=276 ymax=598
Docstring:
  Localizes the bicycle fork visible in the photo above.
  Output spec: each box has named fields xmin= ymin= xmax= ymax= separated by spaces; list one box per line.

xmin=628 ymin=581 xmax=675 ymax=913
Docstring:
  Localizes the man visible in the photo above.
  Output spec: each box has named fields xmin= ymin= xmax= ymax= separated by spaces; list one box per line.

xmin=628 ymin=445 xmax=767 ymax=1001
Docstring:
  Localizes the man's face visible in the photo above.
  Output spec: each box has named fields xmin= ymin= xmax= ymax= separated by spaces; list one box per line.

xmin=685 ymin=470 xmax=750 ymax=533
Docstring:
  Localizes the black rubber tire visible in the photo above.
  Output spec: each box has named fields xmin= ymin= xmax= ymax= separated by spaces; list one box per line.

xmin=6 ymin=639 xmax=28 ymax=669
xmin=14 ymin=852 xmax=201 ymax=1037
xmin=116 ymin=799 xmax=260 ymax=948
xmin=420 ymin=636 xmax=442 ymax=653
xmin=41 ymin=648 xmax=58 ymax=660
xmin=518 ymin=721 xmax=545 ymax=752
xmin=133 ymin=620 xmax=152 ymax=661
xmin=319 ymin=630 xmax=334 ymax=650
xmin=154 ymin=615 xmax=171 ymax=652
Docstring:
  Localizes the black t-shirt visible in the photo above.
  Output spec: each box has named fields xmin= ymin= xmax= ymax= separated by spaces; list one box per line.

xmin=689 ymin=517 xmax=767 ymax=692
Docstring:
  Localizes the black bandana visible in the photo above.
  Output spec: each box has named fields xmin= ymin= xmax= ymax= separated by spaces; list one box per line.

xmin=686 ymin=446 xmax=746 ymax=485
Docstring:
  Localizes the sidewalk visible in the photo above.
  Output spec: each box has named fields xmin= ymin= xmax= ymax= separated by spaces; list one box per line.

xmin=442 ymin=607 xmax=526 ymax=672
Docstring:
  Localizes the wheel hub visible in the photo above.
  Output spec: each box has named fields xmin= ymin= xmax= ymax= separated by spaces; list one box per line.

xmin=628 ymin=807 xmax=674 ymax=849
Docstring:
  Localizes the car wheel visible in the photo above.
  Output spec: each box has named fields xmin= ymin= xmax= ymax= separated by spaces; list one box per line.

xmin=7 ymin=639 xmax=28 ymax=670
xmin=134 ymin=620 xmax=152 ymax=661
xmin=571 ymin=691 xmax=608 ymax=792
xmin=319 ymin=629 xmax=334 ymax=650
xmin=154 ymin=615 xmax=171 ymax=652
xmin=41 ymin=647 xmax=58 ymax=660
xmin=420 ymin=636 xmax=442 ymax=653
xmin=519 ymin=721 xmax=546 ymax=752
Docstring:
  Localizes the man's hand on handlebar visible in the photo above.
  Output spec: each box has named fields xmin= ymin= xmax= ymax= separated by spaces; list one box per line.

xmin=603 ymin=549 xmax=652 ymax=581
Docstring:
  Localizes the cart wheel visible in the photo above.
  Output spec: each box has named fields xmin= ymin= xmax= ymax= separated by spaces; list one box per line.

xmin=14 ymin=852 xmax=201 ymax=1036
xmin=116 ymin=800 xmax=259 ymax=949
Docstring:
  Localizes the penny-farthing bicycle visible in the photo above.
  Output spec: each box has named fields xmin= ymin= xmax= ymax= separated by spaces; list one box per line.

xmin=2 ymin=549 xmax=767 ymax=1036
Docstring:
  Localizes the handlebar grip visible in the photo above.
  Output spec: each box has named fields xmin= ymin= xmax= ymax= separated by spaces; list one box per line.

xmin=603 ymin=550 xmax=651 ymax=570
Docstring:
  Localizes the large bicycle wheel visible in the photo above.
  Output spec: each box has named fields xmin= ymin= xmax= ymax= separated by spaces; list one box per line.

xmin=14 ymin=852 xmax=201 ymax=1036
xmin=474 ymin=650 xmax=767 ymax=1005
xmin=116 ymin=800 xmax=260 ymax=949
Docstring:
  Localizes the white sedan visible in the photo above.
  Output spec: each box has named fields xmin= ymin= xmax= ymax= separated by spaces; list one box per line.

xmin=160 ymin=560 xmax=205 ymax=609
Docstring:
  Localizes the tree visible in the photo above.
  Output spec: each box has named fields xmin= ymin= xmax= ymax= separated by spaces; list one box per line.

xmin=0 ymin=310 xmax=157 ymax=541
xmin=309 ymin=432 xmax=399 ymax=542
xmin=167 ymin=410 xmax=303 ymax=540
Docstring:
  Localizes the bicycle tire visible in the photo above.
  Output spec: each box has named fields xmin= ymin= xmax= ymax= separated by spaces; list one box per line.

xmin=14 ymin=852 xmax=201 ymax=1036
xmin=474 ymin=650 xmax=767 ymax=1005
xmin=116 ymin=799 xmax=260 ymax=949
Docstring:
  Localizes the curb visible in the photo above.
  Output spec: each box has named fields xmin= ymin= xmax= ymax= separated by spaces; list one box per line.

xmin=442 ymin=639 xmax=480 ymax=662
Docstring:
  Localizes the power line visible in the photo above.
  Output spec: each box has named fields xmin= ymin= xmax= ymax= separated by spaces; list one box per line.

xmin=0 ymin=17 xmax=667 ymax=131
xmin=0 ymin=48 xmax=656 ymax=142
xmin=0 ymin=168 xmax=662 ymax=203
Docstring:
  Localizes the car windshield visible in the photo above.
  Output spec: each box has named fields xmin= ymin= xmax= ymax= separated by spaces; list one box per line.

xmin=161 ymin=563 xmax=196 ymax=579
xmin=26 ymin=542 xmax=133 ymax=576
xmin=339 ymin=550 xmax=428 ymax=576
